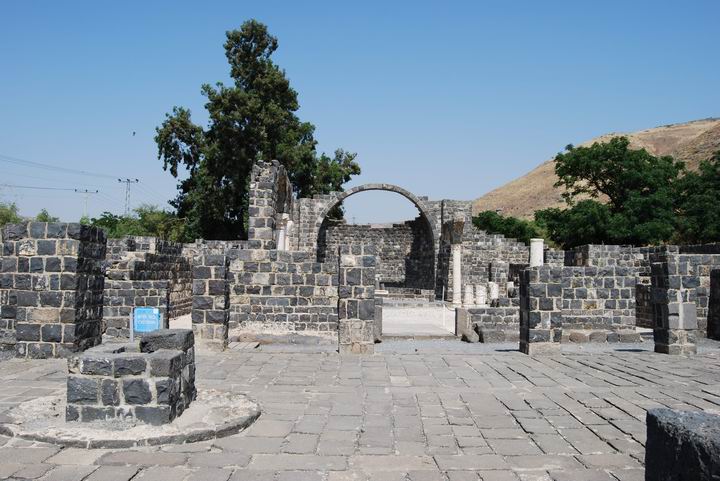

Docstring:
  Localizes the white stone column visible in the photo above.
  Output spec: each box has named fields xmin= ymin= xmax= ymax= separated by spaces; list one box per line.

xmin=452 ymin=244 xmax=462 ymax=305
xmin=530 ymin=238 xmax=544 ymax=267
xmin=274 ymin=214 xmax=290 ymax=251
xmin=284 ymin=220 xmax=294 ymax=251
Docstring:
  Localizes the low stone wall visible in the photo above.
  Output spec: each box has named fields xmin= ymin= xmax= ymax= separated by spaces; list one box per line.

xmin=645 ymin=408 xmax=720 ymax=480
xmin=104 ymin=237 xmax=192 ymax=338
xmin=228 ymin=249 xmax=338 ymax=333
xmin=465 ymin=306 xmax=519 ymax=342
xmin=66 ymin=329 xmax=196 ymax=425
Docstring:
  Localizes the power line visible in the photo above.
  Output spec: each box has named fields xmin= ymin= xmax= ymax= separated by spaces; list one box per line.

xmin=0 ymin=183 xmax=77 ymax=191
xmin=0 ymin=153 xmax=121 ymax=180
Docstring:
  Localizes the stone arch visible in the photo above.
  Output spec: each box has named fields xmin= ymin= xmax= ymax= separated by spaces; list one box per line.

xmin=314 ymin=183 xmax=438 ymax=291
xmin=314 ymin=183 xmax=438 ymax=245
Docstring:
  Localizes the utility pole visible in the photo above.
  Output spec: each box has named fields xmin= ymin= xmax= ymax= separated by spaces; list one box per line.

xmin=74 ymin=189 xmax=99 ymax=218
xmin=118 ymin=178 xmax=139 ymax=216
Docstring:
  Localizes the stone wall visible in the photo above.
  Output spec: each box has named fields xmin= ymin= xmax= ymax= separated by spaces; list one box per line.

xmin=103 ymin=237 xmax=192 ymax=338
xmin=317 ymin=217 xmax=434 ymax=289
xmin=228 ymin=249 xmax=338 ymax=333
xmin=561 ymin=266 xmax=636 ymax=329
xmin=1 ymin=222 xmax=105 ymax=358
xmin=464 ymin=305 xmax=519 ymax=342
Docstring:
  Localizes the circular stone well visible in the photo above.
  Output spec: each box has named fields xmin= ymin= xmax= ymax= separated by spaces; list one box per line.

xmin=0 ymin=388 xmax=260 ymax=449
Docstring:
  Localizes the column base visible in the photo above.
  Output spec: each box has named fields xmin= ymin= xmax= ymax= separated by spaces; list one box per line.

xmin=520 ymin=341 xmax=561 ymax=355
xmin=654 ymin=344 xmax=697 ymax=355
xmin=339 ymin=342 xmax=374 ymax=354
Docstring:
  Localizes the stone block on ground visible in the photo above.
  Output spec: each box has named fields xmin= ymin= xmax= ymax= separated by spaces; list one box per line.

xmin=645 ymin=408 xmax=720 ymax=481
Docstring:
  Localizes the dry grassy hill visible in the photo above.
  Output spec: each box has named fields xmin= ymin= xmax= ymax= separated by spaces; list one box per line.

xmin=473 ymin=118 xmax=720 ymax=219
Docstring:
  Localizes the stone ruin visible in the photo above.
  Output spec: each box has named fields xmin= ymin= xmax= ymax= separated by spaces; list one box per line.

xmin=66 ymin=329 xmax=196 ymax=425
xmin=2 ymin=160 xmax=720 ymax=357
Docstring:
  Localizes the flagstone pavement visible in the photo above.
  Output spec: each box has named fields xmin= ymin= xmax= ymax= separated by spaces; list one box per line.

xmin=1 ymin=340 xmax=720 ymax=481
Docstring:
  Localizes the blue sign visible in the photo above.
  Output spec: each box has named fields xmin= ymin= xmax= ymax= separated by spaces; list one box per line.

xmin=133 ymin=307 xmax=162 ymax=333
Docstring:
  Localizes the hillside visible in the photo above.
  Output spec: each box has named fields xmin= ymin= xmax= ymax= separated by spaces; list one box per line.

xmin=473 ymin=118 xmax=720 ymax=219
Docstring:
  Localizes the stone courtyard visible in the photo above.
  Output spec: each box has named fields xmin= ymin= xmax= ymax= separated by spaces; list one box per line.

xmin=1 ymin=338 xmax=720 ymax=480
xmin=3 ymin=160 xmax=720 ymax=480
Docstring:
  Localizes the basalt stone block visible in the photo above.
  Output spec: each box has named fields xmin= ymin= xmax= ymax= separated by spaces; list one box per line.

xmin=80 ymin=357 xmax=112 ymax=376
xmin=67 ymin=377 xmax=99 ymax=404
xmin=140 ymin=329 xmax=194 ymax=353
xmin=101 ymin=379 xmax=120 ymax=406
xmin=16 ymin=323 xmax=41 ymax=341
xmin=81 ymin=406 xmax=113 ymax=422
xmin=28 ymin=342 xmax=54 ymax=359
xmin=65 ymin=405 xmax=80 ymax=421
xmin=135 ymin=405 xmax=173 ymax=426
xmin=646 ymin=408 xmax=720 ymax=481
xmin=149 ymin=351 xmax=183 ymax=377
xmin=113 ymin=356 xmax=146 ymax=376
xmin=3 ymin=223 xmax=27 ymax=240
xmin=122 ymin=379 xmax=151 ymax=405
xmin=156 ymin=378 xmax=178 ymax=405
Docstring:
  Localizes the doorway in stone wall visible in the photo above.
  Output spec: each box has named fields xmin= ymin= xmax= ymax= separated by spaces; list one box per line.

xmin=315 ymin=188 xmax=455 ymax=338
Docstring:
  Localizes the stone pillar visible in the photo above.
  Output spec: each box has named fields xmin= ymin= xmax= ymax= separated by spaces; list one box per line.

xmin=338 ymin=245 xmax=376 ymax=354
xmin=191 ymin=255 xmax=229 ymax=351
xmin=530 ymin=238 xmax=544 ymax=267
xmin=710 ymin=270 xmax=720 ymax=341
xmin=463 ymin=285 xmax=474 ymax=306
xmin=474 ymin=284 xmax=487 ymax=306
xmin=274 ymin=213 xmax=290 ymax=251
xmin=452 ymin=244 xmax=462 ymax=306
xmin=2 ymin=222 xmax=106 ymax=359
xmin=374 ymin=297 xmax=383 ymax=343
xmin=651 ymin=256 xmax=698 ymax=355
xmin=248 ymin=161 xmax=279 ymax=249
xmin=519 ymin=266 xmax=563 ymax=355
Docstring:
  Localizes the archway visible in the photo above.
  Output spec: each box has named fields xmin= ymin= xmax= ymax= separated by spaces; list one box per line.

xmin=314 ymin=183 xmax=438 ymax=294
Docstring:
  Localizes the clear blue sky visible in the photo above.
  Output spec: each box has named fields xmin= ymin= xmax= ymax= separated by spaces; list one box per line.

xmin=1 ymin=1 xmax=718 ymax=223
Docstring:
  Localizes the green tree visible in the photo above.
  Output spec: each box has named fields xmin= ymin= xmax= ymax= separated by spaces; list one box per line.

xmin=537 ymin=137 xmax=684 ymax=248
xmin=89 ymin=204 xmax=190 ymax=242
xmin=0 ymin=202 xmax=22 ymax=228
xmin=535 ymin=201 xmax=612 ymax=247
xmin=35 ymin=209 xmax=59 ymax=222
xmin=473 ymin=210 xmax=542 ymax=245
xmin=156 ymin=20 xmax=360 ymax=240
xmin=675 ymin=151 xmax=720 ymax=244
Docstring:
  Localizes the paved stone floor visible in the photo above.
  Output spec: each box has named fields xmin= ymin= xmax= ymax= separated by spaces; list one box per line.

xmin=1 ymin=341 xmax=720 ymax=480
